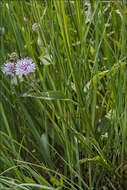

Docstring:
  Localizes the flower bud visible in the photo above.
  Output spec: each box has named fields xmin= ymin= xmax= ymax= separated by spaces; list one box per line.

xmin=9 ymin=52 xmax=19 ymax=62
xmin=24 ymin=17 xmax=29 ymax=22
xmin=32 ymin=23 xmax=40 ymax=31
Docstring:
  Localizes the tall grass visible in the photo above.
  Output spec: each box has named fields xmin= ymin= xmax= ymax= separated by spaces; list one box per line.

xmin=0 ymin=0 xmax=127 ymax=189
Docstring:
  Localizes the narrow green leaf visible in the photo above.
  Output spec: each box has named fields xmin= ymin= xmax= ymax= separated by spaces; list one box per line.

xmin=19 ymin=91 xmax=78 ymax=104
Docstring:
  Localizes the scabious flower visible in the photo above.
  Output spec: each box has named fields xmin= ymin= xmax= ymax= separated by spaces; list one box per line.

xmin=15 ymin=58 xmax=36 ymax=77
xmin=2 ymin=62 xmax=15 ymax=76
xmin=2 ymin=57 xmax=36 ymax=81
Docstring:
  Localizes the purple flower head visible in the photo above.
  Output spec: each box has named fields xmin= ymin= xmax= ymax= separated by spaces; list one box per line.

xmin=2 ymin=62 xmax=15 ymax=76
xmin=15 ymin=58 xmax=36 ymax=77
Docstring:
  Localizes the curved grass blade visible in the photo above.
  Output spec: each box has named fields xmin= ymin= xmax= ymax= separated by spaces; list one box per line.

xmin=19 ymin=91 xmax=78 ymax=104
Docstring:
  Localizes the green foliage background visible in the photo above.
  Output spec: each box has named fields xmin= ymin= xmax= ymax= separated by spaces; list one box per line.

xmin=0 ymin=0 xmax=127 ymax=189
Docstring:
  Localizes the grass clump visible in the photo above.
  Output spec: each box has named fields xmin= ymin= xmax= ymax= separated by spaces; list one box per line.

xmin=0 ymin=0 xmax=127 ymax=189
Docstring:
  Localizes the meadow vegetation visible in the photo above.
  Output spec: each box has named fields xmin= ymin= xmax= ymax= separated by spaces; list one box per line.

xmin=0 ymin=0 xmax=127 ymax=189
